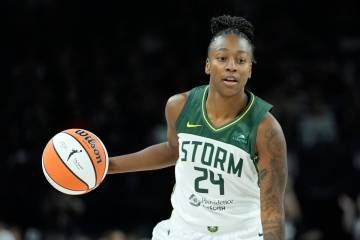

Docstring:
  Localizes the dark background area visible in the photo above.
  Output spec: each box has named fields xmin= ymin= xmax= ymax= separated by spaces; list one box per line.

xmin=2 ymin=0 xmax=360 ymax=239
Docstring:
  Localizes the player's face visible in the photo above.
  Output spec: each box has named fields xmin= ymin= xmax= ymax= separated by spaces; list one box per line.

xmin=205 ymin=34 xmax=253 ymax=97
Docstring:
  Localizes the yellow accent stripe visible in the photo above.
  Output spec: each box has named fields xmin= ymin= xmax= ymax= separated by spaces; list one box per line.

xmin=201 ymin=85 xmax=255 ymax=132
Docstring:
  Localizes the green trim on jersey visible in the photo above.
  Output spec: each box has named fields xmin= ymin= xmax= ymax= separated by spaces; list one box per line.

xmin=201 ymin=85 xmax=255 ymax=132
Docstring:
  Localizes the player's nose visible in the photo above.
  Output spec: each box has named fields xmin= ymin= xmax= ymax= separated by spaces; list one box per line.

xmin=225 ymin=58 xmax=237 ymax=72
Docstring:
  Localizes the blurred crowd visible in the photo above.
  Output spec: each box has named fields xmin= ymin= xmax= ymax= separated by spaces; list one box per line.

xmin=2 ymin=0 xmax=360 ymax=239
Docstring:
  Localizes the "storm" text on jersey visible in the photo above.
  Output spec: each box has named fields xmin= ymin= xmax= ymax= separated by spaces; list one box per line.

xmin=180 ymin=141 xmax=243 ymax=177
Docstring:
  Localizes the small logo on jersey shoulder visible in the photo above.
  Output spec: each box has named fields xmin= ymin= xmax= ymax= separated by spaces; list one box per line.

xmin=232 ymin=132 xmax=248 ymax=144
xmin=186 ymin=121 xmax=202 ymax=128
xmin=258 ymin=232 xmax=264 ymax=237
xmin=207 ymin=226 xmax=218 ymax=233
xmin=189 ymin=194 xmax=201 ymax=207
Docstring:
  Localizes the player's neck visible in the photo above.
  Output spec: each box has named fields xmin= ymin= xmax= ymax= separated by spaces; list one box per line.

xmin=206 ymin=89 xmax=248 ymax=127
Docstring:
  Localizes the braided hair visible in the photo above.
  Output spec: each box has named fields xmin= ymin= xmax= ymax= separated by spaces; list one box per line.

xmin=209 ymin=15 xmax=256 ymax=62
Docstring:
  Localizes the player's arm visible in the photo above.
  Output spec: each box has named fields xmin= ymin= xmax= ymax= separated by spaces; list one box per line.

xmin=256 ymin=112 xmax=288 ymax=240
xmin=107 ymin=92 xmax=187 ymax=174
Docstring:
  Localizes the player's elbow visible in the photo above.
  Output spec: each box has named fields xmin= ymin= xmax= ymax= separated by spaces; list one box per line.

xmin=165 ymin=141 xmax=179 ymax=163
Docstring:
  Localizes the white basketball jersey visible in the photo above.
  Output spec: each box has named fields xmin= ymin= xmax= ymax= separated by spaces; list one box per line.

xmin=170 ymin=85 xmax=272 ymax=237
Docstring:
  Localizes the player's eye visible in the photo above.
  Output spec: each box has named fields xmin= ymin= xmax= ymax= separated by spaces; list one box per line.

xmin=237 ymin=58 xmax=246 ymax=64
xmin=216 ymin=56 xmax=226 ymax=62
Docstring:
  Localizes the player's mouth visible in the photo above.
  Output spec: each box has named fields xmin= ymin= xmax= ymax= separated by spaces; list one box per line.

xmin=222 ymin=76 xmax=238 ymax=86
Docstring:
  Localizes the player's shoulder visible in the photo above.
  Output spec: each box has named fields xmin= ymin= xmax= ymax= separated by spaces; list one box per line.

xmin=166 ymin=84 xmax=206 ymax=108
xmin=166 ymin=91 xmax=189 ymax=109
xmin=258 ymin=112 xmax=282 ymax=134
xmin=165 ymin=85 xmax=207 ymax=124
xmin=256 ymin=111 xmax=285 ymax=145
xmin=165 ymin=91 xmax=189 ymax=126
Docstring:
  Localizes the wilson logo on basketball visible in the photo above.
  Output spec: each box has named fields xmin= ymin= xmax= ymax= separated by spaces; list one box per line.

xmin=75 ymin=129 xmax=102 ymax=164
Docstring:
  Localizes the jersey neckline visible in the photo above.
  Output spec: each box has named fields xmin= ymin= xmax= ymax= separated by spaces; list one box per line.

xmin=201 ymin=85 xmax=255 ymax=132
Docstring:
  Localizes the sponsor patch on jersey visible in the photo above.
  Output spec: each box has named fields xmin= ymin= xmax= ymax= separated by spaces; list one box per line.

xmin=189 ymin=194 xmax=201 ymax=207
xmin=188 ymin=194 xmax=234 ymax=212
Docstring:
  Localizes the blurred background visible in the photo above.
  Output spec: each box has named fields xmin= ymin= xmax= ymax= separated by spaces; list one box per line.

xmin=2 ymin=0 xmax=360 ymax=239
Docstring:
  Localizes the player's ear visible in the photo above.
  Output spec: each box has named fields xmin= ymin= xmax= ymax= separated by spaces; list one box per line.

xmin=205 ymin=58 xmax=210 ymax=75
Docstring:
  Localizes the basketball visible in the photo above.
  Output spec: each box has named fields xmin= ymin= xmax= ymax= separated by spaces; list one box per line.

xmin=42 ymin=129 xmax=109 ymax=195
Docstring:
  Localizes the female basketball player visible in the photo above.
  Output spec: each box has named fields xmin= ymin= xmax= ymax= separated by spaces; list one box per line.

xmin=108 ymin=15 xmax=288 ymax=240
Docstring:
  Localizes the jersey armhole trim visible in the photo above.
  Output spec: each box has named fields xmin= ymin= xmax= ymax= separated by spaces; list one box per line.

xmin=175 ymin=90 xmax=194 ymax=132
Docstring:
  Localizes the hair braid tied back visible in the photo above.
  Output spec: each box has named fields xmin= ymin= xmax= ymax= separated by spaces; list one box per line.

xmin=210 ymin=15 xmax=255 ymax=43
